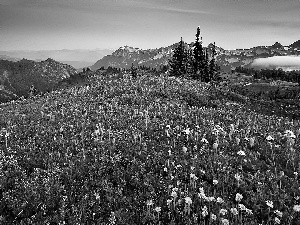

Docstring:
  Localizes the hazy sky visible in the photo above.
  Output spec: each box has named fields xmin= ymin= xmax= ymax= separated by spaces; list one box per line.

xmin=0 ymin=0 xmax=299 ymax=51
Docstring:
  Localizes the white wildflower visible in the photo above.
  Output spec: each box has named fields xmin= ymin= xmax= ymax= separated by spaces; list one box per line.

xmin=274 ymin=217 xmax=281 ymax=224
xmin=220 ymin=218 xmax=229 ymax=225
xmin=185 ymin=197 xmax=192 ymax=205
xmin=211 ymin=213 xmax=217 ymax=220
xmin=266 ymin=135 xmax=274 ymax=141
xmin=220 ymin=208 xmax=228 ymax=216
xmin=154 ymin=206 xmax=161 ymax=212
xmin=216 ymin=197 xmax=224 ymax=204
xmin=284 ymin=130 xmax=296 ymax=139
xmin=235 ymin=193 xmax=243 ymax=202
xmin=293 ymin=205 xmax=300 ymax=212
xmin=274 ymin=210 xmax=283 ymax=217
xmin=231 ymin=208 xmax=238 ymax=215
xmin=146 ymin=199 xmax=154 ymax=206
xmin=266 ymin=200 xmax=273 ymax=208
xmin=237 ymin=150 xmax=246 ymax=156
xmin=238 ymin=204 xmax=247 ymax=211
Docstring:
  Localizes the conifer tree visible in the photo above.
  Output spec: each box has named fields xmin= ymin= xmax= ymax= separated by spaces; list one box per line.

xmin=131 ymin=63 xmax=137 ymax=78
xmin=186 ymin=48 xmax=194 ymax=76
xmin=209 ymin=42 xmax=217 ymax=81
xmin=203 ymin=49 xmax=210 ymax=82
xmin=169 ymin=37 xmax=187 ymax=77
xmin=192 ymin=27 xmax=205 ymax=80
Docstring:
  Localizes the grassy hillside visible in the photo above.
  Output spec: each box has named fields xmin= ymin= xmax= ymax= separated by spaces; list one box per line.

xmin=0 ymin=72 xmax=299 ymax=224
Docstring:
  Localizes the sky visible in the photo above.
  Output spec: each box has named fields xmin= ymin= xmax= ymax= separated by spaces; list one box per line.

xmin=0 ymin=0 xmax=299 ymax=51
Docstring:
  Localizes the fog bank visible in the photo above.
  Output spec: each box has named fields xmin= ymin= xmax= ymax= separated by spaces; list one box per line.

xmin=251 ymin=56 xmax=300 ymax=71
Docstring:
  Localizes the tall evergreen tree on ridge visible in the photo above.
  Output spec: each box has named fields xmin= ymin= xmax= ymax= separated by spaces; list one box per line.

xmin=209 ymin=42 xmax=218 ymax=81
xmin=169 ymin=37 xmax=188 ymax=77
xmin=192 ymin=26 xmax=205 ymax=80
xmin=203 ymin=49 xmax=210 ymax=82
xmin=168 ymin=26 xmax=219 ymax=82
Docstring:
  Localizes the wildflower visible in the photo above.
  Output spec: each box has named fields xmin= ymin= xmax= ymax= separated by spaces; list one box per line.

xmin=167 ymin=199 xmax=172 ymax=205
xmin=154 ymin=207 xmax=161 ymax=213
xmin=230 ymin=124 xmax=235 ymax=131
xmin=95 ymin=192 xmax=100 ymax=200
xmin=266 ymin=135 xmax=274 ymax=141
xmin=182 ymin=146 xmax=188 ymax=154
xmin=249 ymin=137 xmax=255 ymax=147
xmin=146 ymin=199 xmax=154 ymax=206
xmin=238 ymin=204 xmax=247 ymax=211
xmin=236 ymin=137 xmax=240 ymax=145
xmin=198 ymin=192 xmax=206 ymax=199
xmin=199 ymin=187 xmax=205 ymax=193
xmin=185 ymin=197 xmax=192 ymax=205
xmin=200 ymin=169 xmax=206 ymax=174
xmin=274 ymin=210 xmax=283 ymax=217
xmin=211 ymin=213 xmax=217 ymax=221
xmin=235 ymin=193 xmax=243 ymax=202
xmin=183 ymin=128 xmax=191 ymax=135
xmin=284 ymin=130 xmax=296 ymax=139
xmin=245 ymin=209 xmax=253 ymax=215
xmin=202 ymin=206 xmax=209 ymax=217
xmin=213 ymin=142 xmax=218 ymax=150
xmin=266 ymin=200 xmax=273 ymax=208
xmin=206 ymin=196 xmax=215 ymax=202
xmin=234 ymin=173 xmax=242 ymax=181
xmin=190 ymin=173 xmax=198 ymax=180
xmin=220 ymin=209 xmax=228 ymax=216
xmin=293 ymin=205 xmax=300 ymax=212
xmin=216 ymin=197 xmax=224 ymax=204
xmin=237 ymin=150 xmax=246 ymax=156
xmin=163 ymin=167 xmax=167 ymax=172
xmin=230 ymin=208 xmax=238 ymax=216
xmin=220 ymin=218 xmax=229 ymax=225
xmin=201 ymin=138 xmax=209 ymax=144
xmin=279 ymin=171 xmax=285 ymax=177
xmin=213 ymin=179 xmax=218 ymax=185
xmin=171 ymin=191 xmax=177 ymax=198
xmin=274 ymin=217 xmax=281 ymax=224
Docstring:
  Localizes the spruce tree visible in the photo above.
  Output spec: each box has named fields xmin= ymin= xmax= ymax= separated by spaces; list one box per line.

xmin=209 ymin=42 xmax=217 ymax=81
xmin=192 ymin=27 xmax=205 ymax=80
xmin=169 ymin=37 xmax=187 ymax=77
xmin=203 ymin=49 xmax=210 ymax=82
xmin=186 ymin=48 xmax=194 ymax=76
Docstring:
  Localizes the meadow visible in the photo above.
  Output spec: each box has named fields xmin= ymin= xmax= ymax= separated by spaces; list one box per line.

xmin=0 ymin=71 xmax=299 ymax=224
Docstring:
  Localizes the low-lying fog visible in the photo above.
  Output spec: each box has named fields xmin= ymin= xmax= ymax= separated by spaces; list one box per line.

xmin=251 ymin=56 xmax=300 ymax=71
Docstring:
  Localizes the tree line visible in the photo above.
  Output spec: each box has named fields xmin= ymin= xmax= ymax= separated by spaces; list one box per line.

xmin=168 ymin=27 xmax=220 ymax=82
xmin=235 ymin=66 xmax=300 ymax=84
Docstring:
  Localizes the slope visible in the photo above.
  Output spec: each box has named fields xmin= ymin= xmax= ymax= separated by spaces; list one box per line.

xmin=0 ymin=72 xmax=299 ymax=224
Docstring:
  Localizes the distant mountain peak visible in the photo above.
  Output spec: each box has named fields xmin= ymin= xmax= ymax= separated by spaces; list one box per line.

xmin=45 ymin=58 xmax=56 ymax=62
xmin=91 ymin=39 xmax=300 ymax=72
xmin=272 ymin=42 xmax=283 ymax=49
xmin=290 ymin=40 xmax=300 ymax=49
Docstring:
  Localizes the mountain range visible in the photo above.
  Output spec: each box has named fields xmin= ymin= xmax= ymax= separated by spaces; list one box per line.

xmin=0 ymin=49 xmax=114 ymax=69
xmin=91 ymin=40 xmax=300 ymax=71
xmin=0 ymin=58 xmax=77 ymax=103
xmin=0 ymin=40 xmax=299 ymax=104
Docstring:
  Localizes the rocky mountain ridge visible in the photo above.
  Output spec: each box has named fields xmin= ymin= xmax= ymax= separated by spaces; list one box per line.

xmin=91 ymin=41 xmax=300 ymax=71
xmin=0 ymin=58 xmax=77 ymax=103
